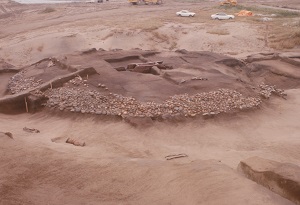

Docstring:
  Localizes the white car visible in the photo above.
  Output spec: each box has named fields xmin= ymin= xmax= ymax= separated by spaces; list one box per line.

xmin=176 ymin=10 xmax=195 ymax=17
xmin=211 ymin=13 xmax=234 ymax=20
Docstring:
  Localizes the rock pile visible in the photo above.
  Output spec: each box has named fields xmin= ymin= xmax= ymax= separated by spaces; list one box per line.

xmin=191 ymin=77 xmax=208 ymax=81
xmin=8 ymin=71 xmax=43 ymax=94
xmin=6 ymin=72 xmax=283 ymax=119
xmin=68 ymin=75 xmax=84 ymax=86
xmin=44 ymin=85 xmax=261 ymax=118
xmin=259 ymin=83 xmax=286 ymax=99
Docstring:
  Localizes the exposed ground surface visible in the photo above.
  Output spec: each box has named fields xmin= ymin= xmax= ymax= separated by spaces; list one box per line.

xmin=0 ymin=0 xmax=300 ymax=204
xmin=1 ymin=0 xmax=299 ymax=67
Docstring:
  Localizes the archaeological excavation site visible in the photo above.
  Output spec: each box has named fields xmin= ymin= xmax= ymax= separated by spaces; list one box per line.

xmin=1 ymin=49 xmax=296 ymax=118
xmin=0 ymin=0 xmax=300 ymax=204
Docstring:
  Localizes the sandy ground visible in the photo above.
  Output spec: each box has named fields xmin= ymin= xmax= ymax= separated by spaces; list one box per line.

xmin=1 ymin=0 xmax=300 ymax=204
xmin=0 ymin=0 xmax=275 ymax=66
xmin=1 ymin=89 xmax=300 ymax=205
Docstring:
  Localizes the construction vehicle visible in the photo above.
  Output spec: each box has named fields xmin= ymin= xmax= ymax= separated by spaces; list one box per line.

xmin=219 ymin=0 xmax=237 ymax=6
xmin=128 ymin=0 xmax=162 ymax=5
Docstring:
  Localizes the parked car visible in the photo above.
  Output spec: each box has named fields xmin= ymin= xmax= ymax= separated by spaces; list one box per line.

xmin=211 ymin=13 xmax=234 ymax=20
xmin=176 ymin=10 xmax=195 ymax=17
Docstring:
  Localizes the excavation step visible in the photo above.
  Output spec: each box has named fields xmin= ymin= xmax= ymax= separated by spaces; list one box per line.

xmin=238 ymin=156 xmax=300 ymax=205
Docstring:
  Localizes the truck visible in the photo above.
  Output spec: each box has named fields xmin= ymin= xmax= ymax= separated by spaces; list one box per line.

xmin=219 ymin=0 xmax=237 ymax=6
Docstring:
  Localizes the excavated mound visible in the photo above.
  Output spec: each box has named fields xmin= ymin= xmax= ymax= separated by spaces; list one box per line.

xmin=245 ymin=52 xmax=300 ymax=89
xmin=0 ymin=59 xmax=19 ymax=97
xmin=0 ymin=49 xmax=298 ymax=120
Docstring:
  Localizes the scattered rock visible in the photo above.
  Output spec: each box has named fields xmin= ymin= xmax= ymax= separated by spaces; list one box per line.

xmin=68 ymin=76 xmax=84 ymax=86
xmin=191 ymin=77 xmax=208 ymax=81
xmin=259 ymin=83 xmax=286 ymax=99
xmin=111 ymin=48 xmax=123 ymax=52
xmin=47 ymin=61 xmax=55 ymax=68
xmin=23 ymin=127 xmax=40 ymax=133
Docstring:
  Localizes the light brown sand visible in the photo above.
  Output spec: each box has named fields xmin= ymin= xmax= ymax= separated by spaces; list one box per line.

xmin=0 ymin=89 xmax=299 ymax=204
xmin=0 ymin=0 xmax=300 ymax=204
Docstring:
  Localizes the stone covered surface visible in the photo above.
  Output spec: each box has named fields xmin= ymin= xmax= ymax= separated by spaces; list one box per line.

xmin=0 ymin=67 xmax=96 ymax=113
xmin=259 ymin=83 xmax=286 ymax=99
xmin=8 ymin=70 xmax=44 ymax=94
xmin=238 ymin=156 xmax=300 ymax=205
xmin=44 ymin=86 xmax=261 ymax=117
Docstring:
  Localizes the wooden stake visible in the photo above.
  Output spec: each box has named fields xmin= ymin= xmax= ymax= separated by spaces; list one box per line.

xmin=87 ymin=74 xmax=89 ymax=80
xmin=25 ymin=97 xmax=28 ymax=113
